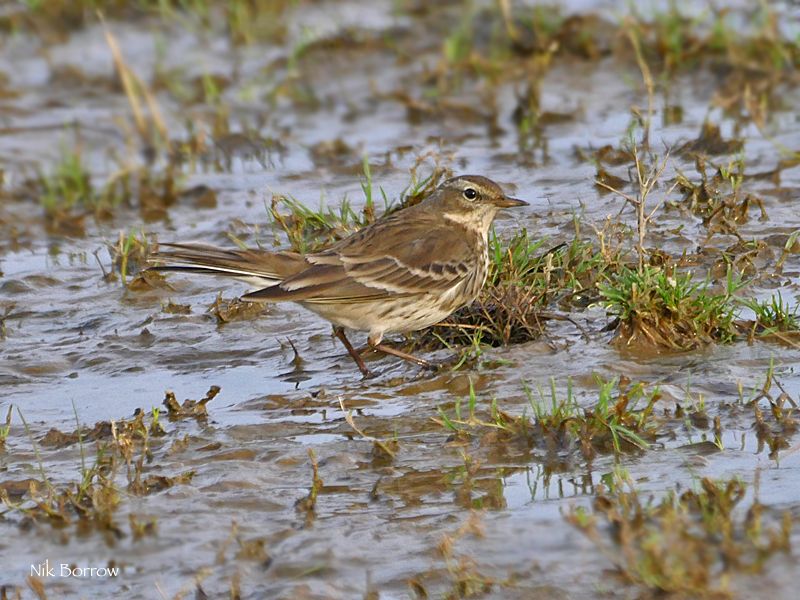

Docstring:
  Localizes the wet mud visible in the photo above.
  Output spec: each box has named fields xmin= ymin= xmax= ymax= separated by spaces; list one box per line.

xmin=1 ymin=1 xmax=800 ymax=598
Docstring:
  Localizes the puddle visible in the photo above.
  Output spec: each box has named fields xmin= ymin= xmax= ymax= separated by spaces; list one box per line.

xmin=1 ymin=1 xmax=800 ymax=598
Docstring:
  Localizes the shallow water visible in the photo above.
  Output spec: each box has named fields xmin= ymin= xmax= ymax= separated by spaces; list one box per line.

xmin=1 ymin=1 xmax=800 ymax=598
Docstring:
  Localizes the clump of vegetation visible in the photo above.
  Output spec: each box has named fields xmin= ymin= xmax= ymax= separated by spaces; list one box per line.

xmin=268 ymin=163 xmax=627 ymax=353
xmin=193 ymin=0 xmax=291 ymax=46
xmin=162 ymin=385 xmax=219 ymax=420
xmin=103 ymin=228 xmax=157 ymax=287
xmin=752 ymin=394 xmax=798 ymax=460
xmin=600 ymin=260 xmax=800 ymax=353
xmin=269 ymin=158 xmax=451 ymax=253
xmin=35 ymin=150 xmax=119 ymax=233
xmin=739 ymin=362 xmax=799 ymax=460
xmin=566 ymin=471 xmax=793 ymax=597
xmin=268 ymin=193 xmax=378 ymax=254
xmin=0 ymin=406 xmax=11 ymax=450
xmin=206 ymin=294 xmax=270 ymax=324
xmin=269 ymin=158 xmax=376 ymax=252
xmin=436 ymin=377 xmax=659 ymax=461
xmin=415 ymin=234 xmax=621 ymax=350
xmin=674 ymin=154 xmax=768 ymax=239
xmin=742 ymin=292 xmax=800 ymax=335
xmin=678 ymin=123 xmax=745 ymax=158
xmin=294 ymin=448 xmax=323 ymax=527
xmin=530 ymin=376 xmax=659 ymax=459
xmin=0 ymin=390 xmax=215 ymax=534
xmin=22 ymin=144 xmax=181 ymax=236
xmin=1 ymin=0 xmax=293 ymax=46
xmin=625 ymin=3 xmax=798 ymax=77
xmin=600 ymin=266 xmax=742 ymax=352
xmin=407 ymin=512 xmax=510 ymax=599
xmin=1 ymin=409 xmax=152 ymax=536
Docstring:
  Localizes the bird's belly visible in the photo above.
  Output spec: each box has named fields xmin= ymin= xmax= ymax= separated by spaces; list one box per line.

xmin=300 ymin=292 xmax=462 ymax=335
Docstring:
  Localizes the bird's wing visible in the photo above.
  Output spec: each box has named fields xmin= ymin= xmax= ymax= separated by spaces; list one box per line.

xmin=243 ymin=218 xmax=475 ymax=303
xmin=147 ymin=242 xmax=305 ymax=281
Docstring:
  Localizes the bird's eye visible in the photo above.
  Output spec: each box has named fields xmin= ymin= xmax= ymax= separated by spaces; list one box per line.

xmin=463 ymin=188 xmax=478 ymax=200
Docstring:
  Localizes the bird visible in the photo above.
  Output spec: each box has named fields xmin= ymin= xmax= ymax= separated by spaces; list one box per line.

xmin=147 ymin=175 xmax=528 ymax=378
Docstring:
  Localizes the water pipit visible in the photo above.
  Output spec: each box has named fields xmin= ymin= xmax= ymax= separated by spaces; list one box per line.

xmin=148 ymin=175 xmax=528 ymax=377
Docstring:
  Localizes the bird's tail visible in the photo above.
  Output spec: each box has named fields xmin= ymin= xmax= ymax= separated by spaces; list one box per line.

xmin=147 ymin=242 xmax=305 ymax=284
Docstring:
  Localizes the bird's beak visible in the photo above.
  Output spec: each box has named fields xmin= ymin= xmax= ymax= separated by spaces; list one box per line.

xmin=494 ymin=196 xmax=529 ymax=208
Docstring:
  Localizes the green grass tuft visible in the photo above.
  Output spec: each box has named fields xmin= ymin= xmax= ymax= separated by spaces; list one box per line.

xmin=600 ymin=266 xmax=743 ymax=351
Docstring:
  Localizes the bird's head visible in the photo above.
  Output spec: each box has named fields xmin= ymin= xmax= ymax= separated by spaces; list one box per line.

xmin=427 ymin=175 xmax=528 ymax=234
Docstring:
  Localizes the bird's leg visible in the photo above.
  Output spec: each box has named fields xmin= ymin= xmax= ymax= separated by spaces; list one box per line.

xmin=368 ymin=334 xmax=435 ymax=369
xmin=333 ymin=326 xmax=374 ymax=378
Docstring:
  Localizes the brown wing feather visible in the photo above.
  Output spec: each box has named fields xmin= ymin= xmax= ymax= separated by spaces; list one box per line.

xmin=244 ymin=214 xmax=477 ymax=303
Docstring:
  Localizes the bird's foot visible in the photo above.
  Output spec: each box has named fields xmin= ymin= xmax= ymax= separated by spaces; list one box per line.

xmin=360 ymin=368 xmax=377 ymax=380
xmin=369 ymin=342 xmax=435 ymax=369
xmin=420 ymin=353 xmax=462 ymax=371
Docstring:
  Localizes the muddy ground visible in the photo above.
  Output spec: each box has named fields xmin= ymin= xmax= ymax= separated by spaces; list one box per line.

xmin=1 ymin=1 xmax=800 ymax=598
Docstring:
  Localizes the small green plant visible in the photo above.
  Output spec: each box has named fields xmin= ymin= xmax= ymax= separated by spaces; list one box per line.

xmin=5 ymin=408 xmax=121 ymax=531
xmin=269 ymin=158 xmax=393 ymax=253
xmin=674 ymin=152 xmax=769 ymax=239
xmin=416 ymin=233 xmax=619 ymax=350
xmin=741 ymin=292 xmax=800 ymax=333
xmin=601 ymin=265 xmax=742 ymax=351
xmin=359 ymin=155 xmax=393 ymax=223
xmin=294 ymin=448 xmax=323 ymax=526
xmin=1 ymin=397 xmax=201 ymax=531
xmin=106 ymin=228 xmax=155 ymax=285
xmin=35 ymin=148 xmax=173 ymax=230
xmin=269 ymin=193 xmax=375 ymax=253
xmin=527 ymin=376 xmax=658 ymax=458
xmin=566 ymin=470 xmax=793 ymax=596
xmin=0 ymin=405 xmax=11 ymax=449
xmin=38 ymin=150 xmax=97 ymax=214
xmin=719 ymin=154 xmax=745 ymax=196
xmin=436 ymin=379 xmax=514 ymax=436
xmin=442 ymin=6 xmax=476 ymax=65
xmin=435 ymin=377 xmax=659 ymax=460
